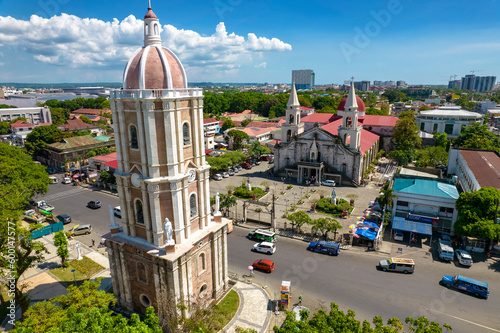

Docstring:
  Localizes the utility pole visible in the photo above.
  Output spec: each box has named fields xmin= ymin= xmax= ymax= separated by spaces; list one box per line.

xmin=272 ymin=190 xmax=276 ymax=232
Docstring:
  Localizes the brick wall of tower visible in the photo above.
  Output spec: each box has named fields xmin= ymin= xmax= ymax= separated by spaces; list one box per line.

xmin=154 ymin=112 xmax=168 ymax=163
xmin=190 ymin=235 xmax=214 ymax=306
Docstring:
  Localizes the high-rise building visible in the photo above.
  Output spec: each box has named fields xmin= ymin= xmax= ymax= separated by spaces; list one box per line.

xmin=448 ymin=80 xmax=461 ymax=89
xmin=354 ymin=81 xmax=370 ymax=92
xmin=460 ymin=74 xmax=496 ymax=92
xmin=106 ymin=4 xmax=229 ymax=318
xmin=397 ymin=80 xmax=407 ymax=87
xmin=292 ymin=69 xmax=315 ymax=90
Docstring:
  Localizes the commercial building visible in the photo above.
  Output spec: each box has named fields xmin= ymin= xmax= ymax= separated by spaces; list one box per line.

xmin=354 ymin=81 xmax=371 ymax=92
xmin=447 ymin=149 xmax=500 ymax=192
xmin=292 ymin=69 xmax=315 ymax=90
xmin=417 ymin=106 xmax=483 ymax=138
xmin=0 ymin=106 xmax=52 ymax=124
xmin=460 ymin=74 xmax=496 ymax=92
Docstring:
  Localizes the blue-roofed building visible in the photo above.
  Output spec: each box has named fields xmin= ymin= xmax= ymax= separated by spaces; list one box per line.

xmin=391 ymin=176 xmax=459 ymax=233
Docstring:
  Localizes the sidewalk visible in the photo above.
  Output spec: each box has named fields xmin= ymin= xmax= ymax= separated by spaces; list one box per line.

xmin=222 ymin=281 xmax=272 ymax=333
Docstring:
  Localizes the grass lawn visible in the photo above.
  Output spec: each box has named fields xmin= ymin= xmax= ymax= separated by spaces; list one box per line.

xmin=51 ymin=256 xmax=105 ymax=287
xmin=214 ymin=289 xmax=239 ymax=329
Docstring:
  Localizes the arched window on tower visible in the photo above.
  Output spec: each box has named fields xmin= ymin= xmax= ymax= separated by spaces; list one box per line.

xmin=287 ymin=130 xmax=292 ymax=142
xmin=145 ymin=24 xmax=149 ymax=35
xmin=130 ymin=125 xmax=138 ymax=149
xmin=198 ymin=253 xmax=206 ymax=274
xmin=135 ymin=199 xmax=144 ymax=224
xmin=154 ymin=24 xmax=159 ymax=35
xmin=346 ymin=117 xmax=353 ymax=127
xmin=183 ymin=122 xmax=191 ymax=145
xmin=289 ymin=114 xmax=294 ymax=124
xmin=137 ymin=262 xmax=147 ymax=283
xmin=190 ymin=194 xmax=197 ymax=217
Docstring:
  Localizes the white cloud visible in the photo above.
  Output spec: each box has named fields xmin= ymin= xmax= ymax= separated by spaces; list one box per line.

xmin=254 ymin=62 xmax=267 ymax=68
xmin=0 ymin=14 xmax=291 ymax=76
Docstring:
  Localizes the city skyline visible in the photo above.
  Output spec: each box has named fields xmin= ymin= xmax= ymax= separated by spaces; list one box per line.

xmin=0 ymin=0 xmax=499 ymax=85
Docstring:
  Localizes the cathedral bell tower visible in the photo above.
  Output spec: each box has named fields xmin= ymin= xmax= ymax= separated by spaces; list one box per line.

xmin=338 ymin=79 xmax=362 ymax=151
xmin=281 ymin=83 xmax=304 ymax=144
xmin=105 ymin=2 xmax=228 ymax=318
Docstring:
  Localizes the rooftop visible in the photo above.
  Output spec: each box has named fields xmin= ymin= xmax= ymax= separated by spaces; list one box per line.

xmin=460 ymin=150 xmax=500 ymax=189
xmin=393 ymin=178 xmax=459 ymax=199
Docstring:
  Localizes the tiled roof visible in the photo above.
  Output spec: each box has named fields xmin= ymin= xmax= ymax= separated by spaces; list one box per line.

xmin=362 ymin=115 xmax=398 ymax=127
xmin=233 ymin=126 xmax=278 ymax=137
xmin=203 ymin=118 xmax=218 ymax=124
xmin=73 ymin=108 xmax=101 ymax=116
xmin=246 ymin=121 xmax=281 ymax=128
xmin=94 ymin=152 xmax=117 ymax=163
xmin=460 ymin=150 xmax=500 ymax=189
xmin=48 ymin=135 xmax=106 ymax=150
xmin=393 ymin=178 xmax=459 ymax=199
xmin=58 ymin=119 xmax=96 ymax=131
xmin=301 ymin=113 xmax=340 ymax=124
xmin=10 ymin=120 xmax=35 ymax=128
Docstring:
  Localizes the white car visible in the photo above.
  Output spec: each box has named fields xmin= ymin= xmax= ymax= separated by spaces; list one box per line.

xmin=62 ymin=177 xmax=72 ymax=184
xmin=222 ymin=172 xmax=229 ymax=178
xmin=113 ymin=206 xmax=121 ymax=218
xmin=212 ymin=174 xmax=222 ymax=181
xmin=394 ymin=231 xmax=404 ymax=241
xmin=252 ymin=241 xmax=276 ymax=255
xmin=455 ymin=249 xmax=473 ymax=267
xmin=321 ymin=180 xmax=336 ymax=187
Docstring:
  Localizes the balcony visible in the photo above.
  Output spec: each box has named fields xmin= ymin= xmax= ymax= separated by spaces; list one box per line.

xmin=110 ymin=88 xmax=203 ymax=100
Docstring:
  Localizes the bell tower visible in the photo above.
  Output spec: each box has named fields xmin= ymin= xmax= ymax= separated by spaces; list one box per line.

xmin=281 ymin=83 xmax=304 ymax=144
xmin=105 ymin=2 xmax=228 ymax=319
xmin=338 ymin=79 xmax=362 ymax=151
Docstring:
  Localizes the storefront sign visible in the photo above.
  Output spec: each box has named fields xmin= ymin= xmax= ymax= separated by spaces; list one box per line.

xmin=407 ymin=213 xmax=439 ymax=224
xmin=89 ymin=172 xmax=98 ymax=178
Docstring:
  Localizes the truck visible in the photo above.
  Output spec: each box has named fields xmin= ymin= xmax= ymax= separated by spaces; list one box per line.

xmin=23 ymin=209 xmax=47 ymax=224
xmin=438 ymin=239 xmax=454 ymax=261
xmin=36 ymin=200 xmax=55 ymax=216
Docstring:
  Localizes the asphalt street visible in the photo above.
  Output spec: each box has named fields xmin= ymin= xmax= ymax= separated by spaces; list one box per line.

xmin=227 ymin=226 xmax=500 ymax=333
xmin=36 ymin=169 xmax=500 ymax=333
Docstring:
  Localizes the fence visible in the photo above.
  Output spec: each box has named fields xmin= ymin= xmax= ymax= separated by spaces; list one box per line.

xmin=31 ymin=222 xmax=64 ymax=239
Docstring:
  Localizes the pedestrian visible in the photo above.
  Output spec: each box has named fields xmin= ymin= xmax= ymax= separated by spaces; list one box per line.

xmin=298 ymin=295 xmax=302 ymax=305
xmin=92 ymin=239 xmax=95 ymax=247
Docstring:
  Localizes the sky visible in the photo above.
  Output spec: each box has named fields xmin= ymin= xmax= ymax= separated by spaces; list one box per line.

xmin=0 ymin=0 xmax=499 ymax=85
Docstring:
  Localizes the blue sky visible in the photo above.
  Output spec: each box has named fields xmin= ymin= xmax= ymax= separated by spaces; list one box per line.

xmin=0 ymin=0 xmax=499 ymax=84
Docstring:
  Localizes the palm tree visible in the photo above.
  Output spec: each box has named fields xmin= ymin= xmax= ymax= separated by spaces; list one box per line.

xmin=377 ymin=181 xmax=397 ymax=211
xmin=220 ymin=194 xmax=237 ymax=217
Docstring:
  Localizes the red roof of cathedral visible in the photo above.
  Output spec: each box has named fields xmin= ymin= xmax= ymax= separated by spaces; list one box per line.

xmin=301 ymin=113 xmax=340 ymax=124
xmin=361 ymin=115 xmax=397 ymax=127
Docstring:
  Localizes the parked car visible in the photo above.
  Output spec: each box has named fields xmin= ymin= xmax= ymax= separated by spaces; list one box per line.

xmin=62 ymin=177 xmax=72 ymax=184
xmin=70 ymin=224 xmax=92 ymax=236
xmin=56 ymin=214 xmax=72 ymax=224
xmin=254 ymin=160 xmax=261 ymax=165
xmin=321 ymin=180 xmax=336 ymax=187
xmin=394 ymin=231 xmax=404 ymax=242
xmin=261 ymin=155 xmax=271 ymax=161
xmin=232 ymin=167 xmax=239 ymax=173
xmin=252 ymin=241 xmax=276 ymax=254
xmin=222 ymin=172 xmax=229 ymax=178
xmin=269 ymin=157 xmax=274 ymax=164
xmin=234 ymin=165 xmax=242 ymax=172
xmin=87 ymin=200 xmax=102 ymax=209
xmin=212 ymin=174 xmax=222 ymax=181
xmin=227 ymin=169 xmax=235 ymax=176
xmin=252 ymin=259 xmax=275 ymax=273
xmin=113 ymin=206 xmax=122 ymax=218
xmin=242 ymin=163 xmax=252 ymax=169
xmin=455 ymin=249 xmax=473 ymax=267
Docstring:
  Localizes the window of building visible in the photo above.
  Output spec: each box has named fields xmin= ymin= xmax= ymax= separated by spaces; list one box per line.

xmin=140 ymin=294 xmax=151 ymax=307
xmin=289 ymin=114 xmax=294 ymax=124
xmin=287 ymin=130 xmax=292 ymax=142
xmin=397 ymin=201 xmax=409 ymax=207
xmin=135 ymin=200 xmax=144 ymax=224
xmin=190 ymin=194 xmax=197 ymax=217
xmin=440 ymin=207 xmax=454 ymax=214
xmin=154 ymin=23 xmax=159 ymax=35
xmin=420 ymin=123 xmax=425 ymax=131
xmin=130 ymin=125 xmax=138 ymax=149
xmin=199 ymin=284 xmax=208 ymax=298
xmin=198 ymin=253 xmax=206 ymax=274
xmin=137 ymin=262 xmax=147 ymax=283
xmin=183 ymin=122 xmax=191 ymax=145
xmin=433 ymin=123 xmax=438 ymax=133
xmin=444 ymin=124 xmax=454 ymax=135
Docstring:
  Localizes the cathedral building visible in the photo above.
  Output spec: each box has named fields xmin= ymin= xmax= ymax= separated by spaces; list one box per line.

xmin=274 ymin=80 xmax=380 ymax=185
xmin=104 ymin=4 xmax=228 ymax=319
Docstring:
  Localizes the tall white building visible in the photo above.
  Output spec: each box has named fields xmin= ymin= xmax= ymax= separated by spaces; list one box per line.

xmin=292 ymin=69 xmax=315 ymax=90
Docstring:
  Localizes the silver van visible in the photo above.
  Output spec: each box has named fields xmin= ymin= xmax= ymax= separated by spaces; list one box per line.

xmin=71 ymin=224 xmax=92 ymax=236
xmin=379 ymin=258 xmax=415 ymax=274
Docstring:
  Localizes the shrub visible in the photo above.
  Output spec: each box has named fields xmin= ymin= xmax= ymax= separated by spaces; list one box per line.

xmin=233 ymin=185 xmax=266 ymax=199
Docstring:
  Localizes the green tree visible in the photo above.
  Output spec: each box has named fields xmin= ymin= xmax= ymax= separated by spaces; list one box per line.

xmin=287 ymin=210 xmax=312 ymax=233
xmin=365 ymin=107 xmax=388 ymax=116
xmin=24 ymin=125 xmax=62 ymax=157
xmin=247 ymin=140 xmax=271 ymax=159
xmin=453 ymin=123 xmax=500 ymax=150
xmin=219 ymin=193 xmax=237 ymax=217
xmin=415 ymin=146 xmax=448 ymax=168
xmin=99 ymin=170 xmax=116 ymax=184
xmin=0 ymin=104 xmax=17 ymax=108
xmin=377 ymin=181 xmax=397 ymax=212
xmin=382 ymin=89 xmax=407 ymax=103
xmin=80 ymin=115 xmax=92 ymax=124
xmin=418 ymin=105 xmax=431 ymax=111
xmin=454 ymin=187 xmax=500 ymax=248
xmin=0 ymin=121 xmax=10 ymax=135
xmin=241 ymin=119 xmax=251 ymax=127
xmin=12 ymin=279 xmax=162 ymax=333
xmin=226 ymin=130 xmax=250 ymax=151
xmin=0 ymin=144 xmax=50 ymax=316
xmin=53 ymin=230 xmax=69 ymax=267
xmin=221 ymin=119 xmax=236 ymax=131
xmin=389 ymin=111 xmax=421 ymax=165
xmin=433 ymin=132 xmax=448 ymax=148
xmin=311 ymin=217 xmax=342 ymax=240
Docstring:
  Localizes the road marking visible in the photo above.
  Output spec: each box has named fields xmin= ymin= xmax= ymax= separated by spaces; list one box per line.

xmin=430 ymin=309 xmax=500 ymax=332
xmin=41 ymin=187 xmax=88 ymax=201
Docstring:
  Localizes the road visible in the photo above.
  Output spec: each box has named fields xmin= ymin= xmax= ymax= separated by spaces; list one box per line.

xmin=228 ymin=226 xmax=500 ymax=333
xmin=37 ymin=172 xmax=500 ymax=332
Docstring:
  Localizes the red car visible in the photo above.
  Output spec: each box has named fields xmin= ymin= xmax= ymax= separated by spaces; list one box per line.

xmin=252 ymin=259 xmax=275 ymax=273
xmin=242 ymin=162 xmax=252 ymax=169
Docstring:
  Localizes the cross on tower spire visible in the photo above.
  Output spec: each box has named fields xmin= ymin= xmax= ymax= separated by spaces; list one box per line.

xmin=148 ymin=0 xmax=151 ymax=8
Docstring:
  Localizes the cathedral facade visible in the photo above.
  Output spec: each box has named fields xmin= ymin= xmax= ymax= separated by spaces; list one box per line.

xmin=275 ymin=81 xmax=379 ymax=186
xmin=105 ymin=4 xmax=228 ymax=318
